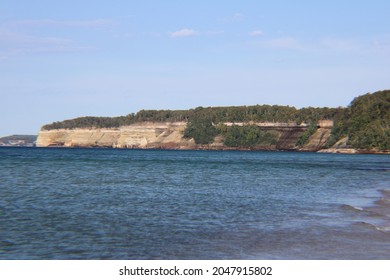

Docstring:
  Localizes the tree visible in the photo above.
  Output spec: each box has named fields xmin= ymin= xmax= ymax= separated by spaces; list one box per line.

xmin=183 ymin=119 xmax=217 ymax=144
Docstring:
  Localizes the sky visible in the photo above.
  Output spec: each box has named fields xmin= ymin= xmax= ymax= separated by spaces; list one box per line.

xmin=1 ymin=0 xmax=390 ymax=136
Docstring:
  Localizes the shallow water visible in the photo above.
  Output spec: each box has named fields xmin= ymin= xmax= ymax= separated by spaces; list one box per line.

xmin=0 ymin=147 xmax=389 ymax=259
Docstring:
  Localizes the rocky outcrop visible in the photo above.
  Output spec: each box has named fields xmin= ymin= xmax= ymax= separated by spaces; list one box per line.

xmin=37 ymin=128 xmax=120 ymax=147
xmin=37 ymin=122 xmax=195 ymax=149
xmin=301 ymin=128 xmax=332 ymax=151
xmin=317 ymin=148 xmax=358 ymax=154
xmin=316 ymin=136 xmax=357 ymax=154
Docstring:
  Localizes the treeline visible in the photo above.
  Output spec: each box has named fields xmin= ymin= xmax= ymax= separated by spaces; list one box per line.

xmin=42 ymin=115 xmax=134 ymax=130
xmin=42 ymin=110 xmax=191 ymax=130
xmin=41 ymin=90 xmax=390 ymax=150
xmin=43 ymin=105 xmax=342 ymax=130
xmin=334 ymin=90 xmax=390 ymax=150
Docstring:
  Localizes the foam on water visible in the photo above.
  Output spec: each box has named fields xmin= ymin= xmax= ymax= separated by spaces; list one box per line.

xmin=340 ymin=204 xmax=364 ymax=212
xmin=339 ymin=185 xmax=390 ymax=239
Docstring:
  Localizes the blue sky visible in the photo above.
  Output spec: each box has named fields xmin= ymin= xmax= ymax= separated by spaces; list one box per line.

xmin=1 ymin=1 xmax=390 ymax=136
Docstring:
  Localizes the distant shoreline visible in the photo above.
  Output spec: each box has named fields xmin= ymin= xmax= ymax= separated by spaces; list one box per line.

xmin=0 ymin=135 xmax=37 ymax=147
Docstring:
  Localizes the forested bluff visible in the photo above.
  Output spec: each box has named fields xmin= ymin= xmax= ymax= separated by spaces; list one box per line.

xmin=37 ymin=90 xmax=390 ymax=153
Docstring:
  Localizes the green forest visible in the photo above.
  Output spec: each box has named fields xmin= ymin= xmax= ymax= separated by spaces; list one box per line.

xmin=42 ymin=90 xmax=390 ymax=150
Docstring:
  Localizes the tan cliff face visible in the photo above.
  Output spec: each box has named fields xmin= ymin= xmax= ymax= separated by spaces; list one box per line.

xmin=36 ymin=122 xmax=196 ymax=149
xmin=37 ymin=121 xmax=334 ymax=151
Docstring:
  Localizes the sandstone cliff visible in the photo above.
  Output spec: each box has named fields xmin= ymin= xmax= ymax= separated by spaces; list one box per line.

xmin=37 ymin=121 xmax=333 ymax=151
xmin=37 ymin=122 xmax=195 ymax=149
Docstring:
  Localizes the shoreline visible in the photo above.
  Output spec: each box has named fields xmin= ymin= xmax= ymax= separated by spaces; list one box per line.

xmin=2 ymin=145 xmax=389 ymax=155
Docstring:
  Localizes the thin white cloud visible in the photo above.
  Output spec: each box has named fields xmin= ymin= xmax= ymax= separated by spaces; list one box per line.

xmin=204 ymin=30 xmax=225 ymax=36
xmin=232 ymin=13 xmax=244 ymax=21
xmin=319 ymin=37 xmax=390 ymax=55
xmin=218 ymin=13 xmax=244 ymax=23
xmin=320 ymin=37 xmax=361 ymax=52
xmin=262 ymin=37 xmax=308 ymax=51
xmin=0 ymin=29 xmax=71 ymax=45
xmin=249 ymin=30 xmax=263 ymax=37
xmin=257 ymin=35 xmax=390 ymax=55
xmin=0 ymin=29 xmax=93 ymax=60
xmin=370 ymin=40 xmax=390 ymax=54
xmin=5 ymin=19 xmax=115 ymax=28
xmin=170 ymin=28 xmax=198 ymax=38
xmin=0 ymin=18 xmax=113 ymax=60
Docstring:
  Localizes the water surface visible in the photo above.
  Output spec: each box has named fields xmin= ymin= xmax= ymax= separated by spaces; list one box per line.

xmin=0 ymin=147 xmax=389 ymax=259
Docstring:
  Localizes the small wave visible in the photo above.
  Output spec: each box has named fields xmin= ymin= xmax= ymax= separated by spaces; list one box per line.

xmin=375 ymin=226 xmax=390 ymax=233
xmin=380 ymin=189 xmax=390 ymax=197
xmin=342 ymin=203 xmax=389 ymax=219
xmin=361 ymin=208 xmax=389 ymax=218
xmin=354 ymin=222 xmax=390 ymax=233
xmin=356 ymin=167 xmax=390 ymax=172
xmin=0 ymin=240 xmax=15 ymax=248
xmin=375 ymin=198 xmax=390 ymax=207
xmin=354 ymin=221 xmax=377 ymax=229
xmin=340 ymin=204 xmax=363 ymax=212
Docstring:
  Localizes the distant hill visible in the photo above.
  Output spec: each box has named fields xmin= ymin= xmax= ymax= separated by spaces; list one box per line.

xmin=0 ymin=135 xmax=37 ymax=147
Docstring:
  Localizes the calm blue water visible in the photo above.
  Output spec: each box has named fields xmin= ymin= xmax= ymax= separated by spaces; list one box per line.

xmin=0 ymin=147 xmax=389 ymax=259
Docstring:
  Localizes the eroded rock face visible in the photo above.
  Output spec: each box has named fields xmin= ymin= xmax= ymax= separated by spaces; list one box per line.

xmin=301 ymin=128 xmax=332 ymax=151
xmin=37 ymin=122 xmax=195 ymax=149
xmin=37 ymin=121 xmax=335 ymax=151
xmin=36 ymin=128 xmax=120 ymax=147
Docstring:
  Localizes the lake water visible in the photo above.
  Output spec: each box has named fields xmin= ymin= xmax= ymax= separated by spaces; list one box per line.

xmin=0 ymin=147 xmax=389 ymax=259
